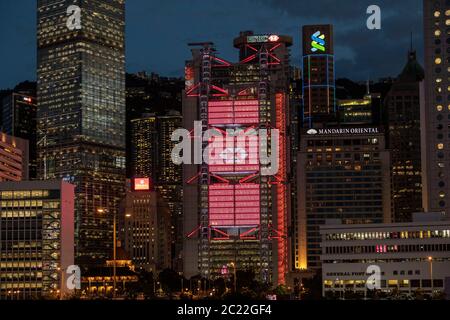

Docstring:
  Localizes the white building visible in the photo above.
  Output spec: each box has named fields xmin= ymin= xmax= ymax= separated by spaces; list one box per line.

xmin=320 ymin=213 xmax=450 ymax=298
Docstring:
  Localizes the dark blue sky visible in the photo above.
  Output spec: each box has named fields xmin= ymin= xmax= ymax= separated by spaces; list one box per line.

xmin=0 ymin=0 xmax=423 ymax=89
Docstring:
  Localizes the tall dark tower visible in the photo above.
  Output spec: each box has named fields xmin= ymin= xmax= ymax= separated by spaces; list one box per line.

xmin=386 ymin=49 xmax=424 ymax=222
xmin=37 ymin=0 xmax=126 ymax=265
xmin=302 ymin=25 xmax=335 ymax=128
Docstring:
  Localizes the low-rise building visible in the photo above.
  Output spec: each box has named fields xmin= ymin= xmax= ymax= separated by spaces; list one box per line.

xmin=321 ymin=213 xmax=450 ymax=299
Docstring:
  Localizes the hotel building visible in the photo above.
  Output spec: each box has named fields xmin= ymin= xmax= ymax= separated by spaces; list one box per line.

xmin=296 ymin=126 xmax=392 ymax=270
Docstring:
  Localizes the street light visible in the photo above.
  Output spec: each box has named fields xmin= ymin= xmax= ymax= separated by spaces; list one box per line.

xmin=229 ymin=262 xmax=237 ymax=293
xmin=97 ymin=208 xmax=117 ymax=299
xmin=428 ymin=256 xmax=433 ymax=294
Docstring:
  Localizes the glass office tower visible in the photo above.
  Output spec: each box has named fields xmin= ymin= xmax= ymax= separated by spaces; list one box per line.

xmin=37 ymin=0 xmax=126 ymax=265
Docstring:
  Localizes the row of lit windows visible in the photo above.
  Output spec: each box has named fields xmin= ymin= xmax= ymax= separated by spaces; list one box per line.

xmin=326 ymin=229 xmax=450 ymax=241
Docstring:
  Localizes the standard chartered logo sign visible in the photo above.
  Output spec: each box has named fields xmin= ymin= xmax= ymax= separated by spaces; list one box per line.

xmin=311 ymin=31 xmax=326 ymax=53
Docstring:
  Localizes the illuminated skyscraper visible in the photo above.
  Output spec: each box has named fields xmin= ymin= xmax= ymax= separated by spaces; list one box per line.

xmin=130 ymin=115 xmax=158 ymax=180
xmin=421 ymin=0 xmax=450 ymax=215
xmin=183 ymin=31 xmax=292 ymax=284
xmin=302 ymin=25 xmax=335 ymax=128
xmin=37 ymin=0 xmax=126 ymax=264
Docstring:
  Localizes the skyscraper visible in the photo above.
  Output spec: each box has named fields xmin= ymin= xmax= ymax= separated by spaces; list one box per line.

xmin=302 ymin=25 xmax=335 ymax=128
xmin=421 ymin=0 xmax=450 ymax=215
xmin=0 ymin=133 xmax=29 ymax=182
xmin=1 ymin=92 xmax=37 ymax=179
xmin=183 ymin=31 xmax=292 ymax=284
xmin=297 ymin=126 xmax=392 ymax=270
xmin=37 ymin=0 xmax=126 ymax=264
xmin=386 ymin=49 xmax=424 ymax=222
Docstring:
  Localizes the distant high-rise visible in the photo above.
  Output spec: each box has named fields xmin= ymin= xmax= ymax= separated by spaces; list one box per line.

xmin=37 ymin=0 xmax=126 ymax=264
xmin=421 ymin=0 xmax=450 ymax=214
xmin=386 ymin=49 xmax=424 ymax=222
xmin=1 ymin=92 xmax=37 ymax=179
xmin=130 ymin=115 xmax=158 ymax=180
xmin=302 ymin=25 xmax=335 ymax=128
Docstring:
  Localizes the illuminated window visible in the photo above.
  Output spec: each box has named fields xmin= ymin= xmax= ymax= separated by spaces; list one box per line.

xmin=438 ymin=143 xmax=444 ymax=150
xmin=436 ymin=78 xmax=443 ymax=83
xmin=447 ymin=19 xmax=450 ymax=26
xmin=437 ymin=87 xmax=443 ymax=93
xmin=435 ymin=29 xmax=442 ymax=36
xmin=446 ymin=10 xmax=450 ymax=16
xmin=435 ymin=11 xmax=441 ymax=18
xmin=435 ymin=57 xmax=442 ymax=64
xmin=437 ymin=105 xmax=443 ymax=111
xmin=439 ymin=191 xmax=446 ymax=198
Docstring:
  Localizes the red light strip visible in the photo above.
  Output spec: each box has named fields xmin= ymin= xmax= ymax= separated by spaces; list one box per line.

xmin=240 ymin=54 xmax=257 ymax=64
xmin=186 ymin=83 xmax=200 ymax=97
xmin=213 ymin=56 xmax=232 ymax=67
xmin=246 ymin=44 xmax=258 ymax=52
xmin=275 ymin=93 xmax=287 ymax=285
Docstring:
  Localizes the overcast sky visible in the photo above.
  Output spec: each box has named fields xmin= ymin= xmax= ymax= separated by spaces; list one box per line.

xmin=0 ymin=0 xmax=423 ymax=89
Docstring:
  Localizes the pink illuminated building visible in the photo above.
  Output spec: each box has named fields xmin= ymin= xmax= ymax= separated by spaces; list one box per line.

xmin=182 ymin=31 xmax=292 ymax=284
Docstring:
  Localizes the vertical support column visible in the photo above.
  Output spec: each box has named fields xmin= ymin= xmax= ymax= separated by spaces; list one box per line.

xmin=258 ymin=45 xmax=271 ymax=283
xmin=199 ymin=46 xmax=212 ymax=279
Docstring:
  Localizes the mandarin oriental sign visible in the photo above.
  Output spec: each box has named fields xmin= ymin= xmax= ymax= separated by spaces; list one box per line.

xmin=307 ymin=127 xmax=379 ymax=135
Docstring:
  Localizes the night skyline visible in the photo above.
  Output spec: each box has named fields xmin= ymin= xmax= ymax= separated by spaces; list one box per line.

xmin=0 ymin=0 xmax=423 ymax=89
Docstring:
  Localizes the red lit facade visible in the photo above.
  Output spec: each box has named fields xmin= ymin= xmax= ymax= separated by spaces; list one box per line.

xmin=183 ymin=31 xmax=292 ymax=284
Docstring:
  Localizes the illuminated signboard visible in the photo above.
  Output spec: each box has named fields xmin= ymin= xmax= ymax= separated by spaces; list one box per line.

xmin=302 ymin=25 xmax=333 ymax=55
xmin=133 ymin=178 xmax=151 ymax=191
xmin=307 ymin=128 xmax=379 ymax=135
xmin=310 ymin=31 xmax=325 ymax=53
xmin=247 ymin=34 xmax=279 ymax=43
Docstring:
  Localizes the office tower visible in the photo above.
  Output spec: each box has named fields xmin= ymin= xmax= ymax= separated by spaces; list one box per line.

xmin=386 ymin=49 xmax=424 ymax=222
xmin=0 ymin=180 xmax=75 ymax=300
xmin=154 ymin=111 xmax=183 ymax=270
xmin=37 ymin=0 xmax=126 ymax=265
xmin=130 ymin=115 xmax=158 ymax=179
xmin=302 ymin=25 xmax=335 ymax=128
xmin=123 ymin=178 xmax=171 ymax=272
xmin=421 ymin=0 xmax=450 ymax=214
xmin=0 ymin=133 xmax=29 ymax=182
xmin=183 ymin=31 xmax=292 ymax=284
xmin=297 ymin=126 xmax=392 ymax=270
xmin=1 ymin=92 xmax=37 ymax=179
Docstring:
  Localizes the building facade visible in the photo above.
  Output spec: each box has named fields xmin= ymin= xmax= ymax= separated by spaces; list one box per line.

xmin=130 ymin=115 xmax=158 ymax=180
xmin=321 ymin=214 xmax=450 ymax=298
xmin=302 ymin=25 xmax=335 ymax=128
xmin=123 ymin=178 xmax=171 ymax=273
xmin=0 ymin=180 xmax=75 ymax=300
xmin=183 ymin=31 xmax=292 ymax=284
xmin=0 ymin=133 xmax=29 ymax=182
xmin=386 ymin=49 xmax=424 ymax=222
xmin=421 ymin=0 xmax=450 ymax=214
xmin=296 ymin=127 xmax=392 ymax=270
xmin=37 ymin=0 xmax=126 ymax=265
xmin=1 ymin=93 xmax=37 ymax=179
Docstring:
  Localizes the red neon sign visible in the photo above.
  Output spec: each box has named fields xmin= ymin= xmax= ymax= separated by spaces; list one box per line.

xmin=133 ymin=178 xmax=151 ymax=191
